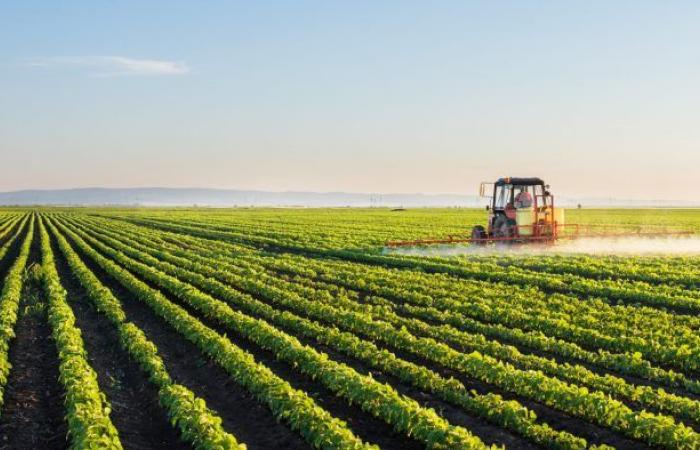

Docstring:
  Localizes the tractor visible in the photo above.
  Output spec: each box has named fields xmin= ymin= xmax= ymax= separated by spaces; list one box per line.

xmin=471 ymin=176 xmax=564 ymax=243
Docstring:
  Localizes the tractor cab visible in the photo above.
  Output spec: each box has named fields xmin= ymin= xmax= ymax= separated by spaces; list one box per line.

xmin=474 ymin=177 xmax=562 ymax=241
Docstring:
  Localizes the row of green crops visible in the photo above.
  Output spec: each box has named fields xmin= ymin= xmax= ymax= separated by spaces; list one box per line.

xmin=37 ymin=216 xmax=123 ymax=449
xmin=0 ymin=215 xmax=32 ymax=411
xmin=52 ymin=217 xmax=493 ymax=450
xmin=103 ymin=211 xmax=700 ymax=318
xmin=65 ymin=215 xmax=700 ymax=433
xmin=44 ymin=217 xmax=245 ymax=450
xmin=62 ymin=215 xmax=590 ymax=449
xmin=56 ymin=213 xmax=700 ymax=449
xmin=82 ymin=213 xmax=700 ymax=376
xmin=474 ymin=254 xmax=700 ymax=289
xmin=47 ymin=217 xmax=381 ymax=450
xmin=85 ymin=207 xmax=700 ymax=251
xmin=77 ymin=213 xmax=700 ymax=396
xmin=0 ymin=207 xmax=696 ymax=450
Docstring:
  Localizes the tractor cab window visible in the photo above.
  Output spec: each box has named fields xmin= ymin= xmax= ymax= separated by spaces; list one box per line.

xmin=494 ymin=184 xmax=513 ymax=209
xmin=514 ymin=185 xmax=534 ymax=208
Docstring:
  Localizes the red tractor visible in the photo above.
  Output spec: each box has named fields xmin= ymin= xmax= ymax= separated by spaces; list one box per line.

xmin=471 ymin=176 xmax=563 ymax=243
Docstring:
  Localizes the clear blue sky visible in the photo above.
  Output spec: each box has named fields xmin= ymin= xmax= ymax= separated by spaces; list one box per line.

xmin=1 ymin=1 xmax=699 ymax=200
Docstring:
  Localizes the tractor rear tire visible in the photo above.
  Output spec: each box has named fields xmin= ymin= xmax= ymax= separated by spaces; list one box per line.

xmin=493 ymin=216 xmax=515 ymax=239
xmin=471 ymin=225 xmax=487 ymax=244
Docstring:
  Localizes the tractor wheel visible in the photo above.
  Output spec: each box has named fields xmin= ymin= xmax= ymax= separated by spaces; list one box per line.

xmin=493 ymin=216 xmax=514 ymax=239
xmin=471 ymin=225 xmax=487 ymax=244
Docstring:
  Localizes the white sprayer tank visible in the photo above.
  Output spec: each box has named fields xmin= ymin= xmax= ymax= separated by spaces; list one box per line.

xmin=516 ymin=209 xmax=535 ymax=236
xmin=517 ymin=208 xmax=565 ymax=236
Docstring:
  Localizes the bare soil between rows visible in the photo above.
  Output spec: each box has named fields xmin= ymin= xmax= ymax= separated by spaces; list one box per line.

xmin=48 ymin=231 xmax=190 ymax=450
xmin=60 ymin=223 xmax=315 ymax=450
xmin=65 ymin=226 xmax=423 ymax=450
xmin=0 ymin=222 xmax=67 ymax=450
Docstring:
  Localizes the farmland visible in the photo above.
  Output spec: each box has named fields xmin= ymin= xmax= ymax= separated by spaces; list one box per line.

xmin=0 ymin=208 xmax=698 ymax=449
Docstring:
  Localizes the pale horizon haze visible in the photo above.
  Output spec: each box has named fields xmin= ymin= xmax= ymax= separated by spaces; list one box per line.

xmin=1 ymin=1 xmax=699 ymax=201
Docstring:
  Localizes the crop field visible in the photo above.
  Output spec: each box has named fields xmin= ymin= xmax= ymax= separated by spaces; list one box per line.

xmin=0 ymin=208 xmax=699 ymax=450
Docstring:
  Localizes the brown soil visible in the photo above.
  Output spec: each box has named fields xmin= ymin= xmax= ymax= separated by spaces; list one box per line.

xmin=0 ymin=223 xmax=67 ymax=450
xmin=64 ymin=231 xmax=314 ymax=450
xmin=49 ymin=234 xmax=191 ymax=450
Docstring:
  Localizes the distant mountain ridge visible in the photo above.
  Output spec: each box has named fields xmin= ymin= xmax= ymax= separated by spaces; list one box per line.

xmin=0 ymin=188 xmax=482 ymax=207
xmin=0 ymin=187 xmax=697 ymax=208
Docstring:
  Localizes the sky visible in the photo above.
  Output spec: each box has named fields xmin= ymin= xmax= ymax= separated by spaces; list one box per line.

xmin=1 ymin=1 xmax=699 ymax=201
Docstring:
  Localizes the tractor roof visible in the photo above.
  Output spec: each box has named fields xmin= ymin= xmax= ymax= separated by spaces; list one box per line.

xmin=495 ymin=177 xmax=545 ymax=186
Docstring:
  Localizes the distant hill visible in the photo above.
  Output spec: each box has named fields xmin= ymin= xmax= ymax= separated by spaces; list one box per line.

xmin=0 ymin=188 xmax=483 ymax=207
xmin=0 ymin=188 xmax=696 ymax=208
